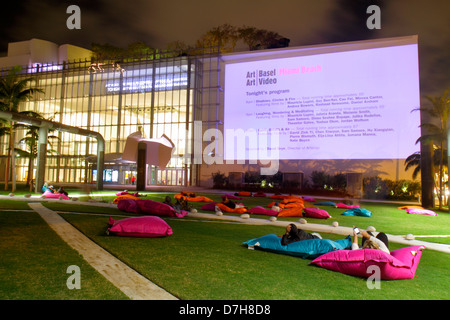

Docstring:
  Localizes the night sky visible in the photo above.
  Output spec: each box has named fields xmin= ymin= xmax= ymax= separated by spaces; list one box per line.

xmin=0 ymin=0 xmax=448 ymax=97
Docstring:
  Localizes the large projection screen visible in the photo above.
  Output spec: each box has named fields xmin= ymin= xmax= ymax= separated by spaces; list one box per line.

xmin=223 ymin=36 xmax=420 ymax=161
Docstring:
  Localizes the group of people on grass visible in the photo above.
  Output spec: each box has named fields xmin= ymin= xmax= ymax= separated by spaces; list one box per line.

xmin=162 ymin=194 xmax=390 ymax=254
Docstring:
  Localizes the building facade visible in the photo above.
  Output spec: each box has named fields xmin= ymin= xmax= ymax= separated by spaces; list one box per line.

xmin=0 ymin=37 xmax=419 ymax=190
xmin=0 ymin=39 xmax=221 ymax=187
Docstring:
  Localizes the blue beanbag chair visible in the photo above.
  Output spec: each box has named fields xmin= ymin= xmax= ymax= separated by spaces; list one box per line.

xmin=243 ymin=234 xmax=352 ymax=259
xmin=341 ymin=208 xmax=372 ymax=217
xmin=315 ymin=201 xmax=336 ymax=206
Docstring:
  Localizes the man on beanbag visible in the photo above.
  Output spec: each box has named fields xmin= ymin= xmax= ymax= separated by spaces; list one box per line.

xmin=281 ymin=223 xmax=322 ymax=245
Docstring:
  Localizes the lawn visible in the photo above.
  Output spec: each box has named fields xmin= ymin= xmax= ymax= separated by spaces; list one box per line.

xmin=1 ymin=187 xmax=449 ymax=300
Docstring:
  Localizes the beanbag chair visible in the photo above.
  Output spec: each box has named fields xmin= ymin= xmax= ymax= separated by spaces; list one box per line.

xmin=341 ymin=208 xmax=372 ymax=217
xmin=277 ymin=206 xmax=304 ymax=217
xmin=405 ymin=208 xmax=438 ymax=216
xmin=113 ymin=194 xmax=140 ymax=203
xmin=303 ymin=207 xmax=331 ymax=219
xmin=41 ymin=191 xmax=70 ymax=200
xmin=311 ymin=246 xmax=426 ymax=280
xmin=107 ymin=216 xmax=173 ymax=237
xmin=335 ymin=203 xmax=360 ymax=209
xmin=215 ymin=202 xmax=247 ymax=214
xmin=315 ymin=201 xmax=336 ymax=206
xmin=302 ymin=196 xmax=316 ymax=202
xmin=200 ymin=202 xmax=218 ymax=211
xmin=118 ymin=199 xmax=188 ymax=217
xmin=222 ymin=194 xmax=242 ymax=200
xmin=137 ymin=199 xmax=188 ymax=217
xmin=174 ymin=194 xmax=214 ymax=202
xmin=398 ymin=205 xmax=424 ymax=210
xmin=281 ymin=197 xmax=304 ymax=205
xmin=269 ymin=194 xmax=290 ymax=199
xmin=247 ymin=206 xmax=278 ymax=216
xmin=117 ymin=198 xmax=140 ymax=213
xmin=253 ymin=192 xmax=267 ymax=197
xmin=237 ymin=191 xmax=252 ymax=197
xmin=244 ymin=234 xmax=352 ymax=259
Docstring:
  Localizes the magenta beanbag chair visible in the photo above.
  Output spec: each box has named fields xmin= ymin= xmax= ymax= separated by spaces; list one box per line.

xmin=405 ymin=208 xmax=438 ymax=216
xmin=41 ymin=191 xmax=69 ymax=200
xmin=107 ymin=216 xmax=173 ymax=237
xmin=335 ymin=203 xmax=360 ymax=209
xmin=311 ymin=245 xmax=426 ymax=280
xmin=118 ymin=199 xmax=188 ymax=217
xmin=302 ymin=196 xmax=316 ymax=202
xmin=200 ymin=202 xmax=218 ymax=211
xmin=222 ymin=194 xmax=242 ymax=200
xmin=303 ymin=207 xmax=331 ymax=219
xmin=247 ymin=206 xmax=278 ymax=216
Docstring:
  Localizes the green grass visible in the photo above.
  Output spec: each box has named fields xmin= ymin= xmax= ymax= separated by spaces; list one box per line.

xmin=1 ymin=188 xmax=449 ymax=300
xmin=0 ymin=210 xmax=128 ymax=300
xmin=62 ymin=213 xmax=450 ymax=300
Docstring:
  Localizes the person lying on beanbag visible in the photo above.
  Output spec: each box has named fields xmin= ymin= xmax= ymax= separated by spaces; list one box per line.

xmin=281 ymin=223 xmax=322 ymax=245
xmin=351 ymin=226 xmax=389 ymax=254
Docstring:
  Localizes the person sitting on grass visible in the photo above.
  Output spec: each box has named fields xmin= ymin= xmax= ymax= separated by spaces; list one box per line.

xmin=281 ymin=223 xmax=322 ymax=245
xmin=351 ymin=226 xmax=389 ymax=254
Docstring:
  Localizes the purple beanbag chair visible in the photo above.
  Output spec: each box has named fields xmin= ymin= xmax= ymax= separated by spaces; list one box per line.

xmin=41 ymin=191 xmax=69 ymax=200
xmin=302 ymin=196 xmax=316 ymax=202
xmin=311 ymin=245 xmax=426 ymax=280
xmin=107 ymin=216 xmax=173 ymax=237
xmin=405 ymin=208 xmax=438 ymax=216
xmin=118 ymin=199 xmax=188 ymax=217
xmin=247 ymin=206 xmax=278 ymax=216
xmin=303 ymin=207 xmax=331 ymax=219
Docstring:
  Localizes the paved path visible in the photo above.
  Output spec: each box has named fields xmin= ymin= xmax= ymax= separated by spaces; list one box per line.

xmin=28 ymin=202 xmax=177 ymax=300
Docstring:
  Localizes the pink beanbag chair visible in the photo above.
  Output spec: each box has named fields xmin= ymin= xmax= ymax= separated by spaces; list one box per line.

xmin=302 ymin=196 xmax=316 ymax=202
xmin=311 ymin=245 xmax=426 ymax=280
xmin=200 ymin=202 xmax=218 ymax=211
xmin=303 ymin=207 xmax=331 ymax=219
xmin=118 ymin=199 xmax=188 ymax=218
xmin=41 ymin=191 xmax=69 ymax=200
xmin=107 ymin=216 xmax=173 ymax=237
xmin=247 ymin=206 xmax=278 ymax=216
xmin=405 ymin=208 xmax=438 ymax=216
xmin=222 ymin=194 xmax=242 ymax=200
xmin=335 ymin=203 xmax=360 ymax=209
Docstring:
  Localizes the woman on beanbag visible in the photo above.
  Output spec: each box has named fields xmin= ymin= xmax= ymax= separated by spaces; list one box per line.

xmin=281 ymin=223 xmax=322 ymax=245
xmin=351 ymin=226 xmax=389 ymax=254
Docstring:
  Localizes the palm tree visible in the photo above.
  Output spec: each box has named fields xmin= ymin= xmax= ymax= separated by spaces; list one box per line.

xmin=0 ymin=65 xmax=43 ymax=191
xmin=413 ymin=89 xmax=450 ymax=209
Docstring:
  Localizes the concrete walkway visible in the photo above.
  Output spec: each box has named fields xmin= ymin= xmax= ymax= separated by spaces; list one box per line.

xmin=28 ymin=202 xmax=177 ymax=300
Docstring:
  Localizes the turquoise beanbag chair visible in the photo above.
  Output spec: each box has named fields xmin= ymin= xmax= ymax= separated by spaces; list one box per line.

xmin=341 ymin=208 xmax=372 ymax=217
xmin=315 ymin=201 xmax=336 ymax=206
xmin=243 ymin=234 xmax=352 ymax=259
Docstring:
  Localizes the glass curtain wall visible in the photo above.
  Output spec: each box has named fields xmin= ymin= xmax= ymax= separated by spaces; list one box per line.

xmin=0 ymin=48 xmax=221 ymax=186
